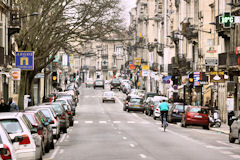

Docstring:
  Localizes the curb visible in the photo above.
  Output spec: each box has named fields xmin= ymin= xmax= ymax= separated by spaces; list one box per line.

xmin=210 ymin=128 xmax=229 ymax=135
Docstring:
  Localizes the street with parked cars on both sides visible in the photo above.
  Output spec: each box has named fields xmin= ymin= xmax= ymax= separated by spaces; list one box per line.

xmin=1 ymin=79 xmax=240 ymax=160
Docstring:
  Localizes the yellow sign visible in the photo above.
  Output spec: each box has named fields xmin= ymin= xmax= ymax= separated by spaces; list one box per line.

xmin=210 ymin=71 xmax=224 ymax=75
xmin=142 ymin=65 xmax=149 ymax=70
xmin=20 ymin=57 xmax=29 ymax=65
xmin=134 ymin=58 xmax=141 ymax=66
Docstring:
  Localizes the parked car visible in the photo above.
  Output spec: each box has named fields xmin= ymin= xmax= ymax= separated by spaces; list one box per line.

xmin=110 ymin=79 xmax=121 ymax=90
xmin=29 ymin=105 xmax=61 ymax=140
xmin=0 ymin=123 xmax=17 ymax=160
xmin=145 ymin=96 xmax=168 ymax=116
xmin=57 ymin=101 xmax=74 ymax=126
xmin=181 ymin=106 xmax=209 ymax=129
xmin=46 ymin=102 xmax=69 ymax=133
xmin=229 ymin=116 xmax=240 ymax=143
xmin=94 ymin=79 xmax=104 ymax=89
xmin=57 ymin=92 xmax=77 ymax=107
xmin=0 ymin=112 xmax=43 ymax=160
xmin=24 ymin=110 xmax=54 ymax=153
xmin=168 ymin=103 xmax=186 ymax=123
xmin=102 ymin=91 xmax=115 ymax=103
xmin=86 ymin=78 xmax=94 ymax=88
xmin=124 ymin=96 xmax=144 ymax=112
xmin=56 ymin=98 xmax=76 ymax=117
xmin=153 ymin=103 xmax=173 ymax=120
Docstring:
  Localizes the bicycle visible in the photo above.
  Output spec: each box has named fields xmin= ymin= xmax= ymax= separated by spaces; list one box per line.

xmin=162 ymin=112 xmax=168 ymax=132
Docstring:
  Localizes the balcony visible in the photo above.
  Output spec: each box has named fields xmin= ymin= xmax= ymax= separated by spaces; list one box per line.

xmin=89 ymin=66 xmax=96 ymax=72
xmin=101 ymin=54 xmax=108 ymax=59
xmin=181 ymin=22 xmax=198 ymax=40
xmin=8 ymin=9 xmax=21 ymax=36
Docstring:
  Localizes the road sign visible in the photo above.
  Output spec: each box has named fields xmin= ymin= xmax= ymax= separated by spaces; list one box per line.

xmin=205 ymin=58 xmax=218 ymax=66
xmin=11 ymin=68 xmax=21 ymax=80
xmin=16 ymin=51 xmax=34 ymax=70
xmin=142 ymin=65 xmax=149 ymax=70
xmin=134 ymin=58 xmax=141 ymax=66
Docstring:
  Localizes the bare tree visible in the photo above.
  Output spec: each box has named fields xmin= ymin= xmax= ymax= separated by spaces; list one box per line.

xmin=12 ymin=0 xmax=124 ymax=110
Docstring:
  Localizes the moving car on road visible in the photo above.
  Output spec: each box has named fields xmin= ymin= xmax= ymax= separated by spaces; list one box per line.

xmin=102 ymin=92 xmax=115 ymax=103
xmin=124 ymin=96 xmax=144 ymax=112
xmin=86 ymin=78 xmax=94 ymax=88
xmin=181 ymin=106 xmax=209 ymax=129
xmin=110 ymin=79 xmax=121 ymax=91
xmin=94 ymin=79 xmax=105 ymax=89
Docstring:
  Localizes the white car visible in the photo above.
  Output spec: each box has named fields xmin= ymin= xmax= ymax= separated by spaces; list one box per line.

xmin=0 ymin=123 xmax=17 ymax=160
xmin=0 ymin=112 xmax=43 ymax=160
xmin=102 ymin=92 xmax=115 ymax=103
xmin=86 ymin=78 xmax=94 ymax=87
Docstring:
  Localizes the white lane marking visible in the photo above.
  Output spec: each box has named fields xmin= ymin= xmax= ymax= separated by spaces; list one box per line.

xmin=123 ymin=137 xmax=127 ymax=140
xmin=59 ymin=134 xmax=67 ymax=143
xmin=99 ymin=121 xmax=107 ymax=124
xmin=216 ymin=140 xmax=234 ymax=147
xmin=85 ymin=121 xmax=93 ymax=124
xmin=74 ymin=121 xmax=79 ymax=124
xmin=113 ymin=121 xmax=121 ymax=124
xmin=130 ymin=144 xmax=135 ymax=148
xmin=49 ymin=146 xmax=60 ymax=159
xmin=127 ymin=121 xmax=135 ymax=124
xmin=155 ymin=122 xmax=161 ymax=125
xmin=139 ymin=154 xmax=147 ymax=159
xmin=59 ymin=149 xmax=64 ymax=154
xmin=230 ymin=155 xmax=240 ymax=159
xmin=140 ymin=121 xmax=150 ymax=124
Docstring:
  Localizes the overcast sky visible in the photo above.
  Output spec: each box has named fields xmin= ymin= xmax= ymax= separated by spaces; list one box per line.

xmin=121 ymin=0 xmax=136 ymax=26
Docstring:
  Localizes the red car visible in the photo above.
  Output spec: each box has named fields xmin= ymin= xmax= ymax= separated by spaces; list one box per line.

xmin=181 ymin=106 xmax=209 ymax=129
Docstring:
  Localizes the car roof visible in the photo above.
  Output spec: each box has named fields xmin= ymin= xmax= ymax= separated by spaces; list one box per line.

xmin=130 ymin=95 xmax=142 ymax=99
xmin=0 ymin=112 xmax=23 ymax=118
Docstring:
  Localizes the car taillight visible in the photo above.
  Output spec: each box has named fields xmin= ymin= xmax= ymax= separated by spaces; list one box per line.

xmin=37 ymin=129 xmax=41 ymax=135
xmin=141 ymin=105 xmax=144 ymax=107
xmin=151 ymin=105 xmax=154 ymax=108
xmin=125 ymin=101 xmax=128 ymax=104
xmin=156 ymin=108 xmax=159 ymax=111
xmin=173 ymin=109 xmax=178 ymax=113
xmin=67 ymin=111 xmax=71 ymax=115
xmin=1 ymin=144 xmax=11 ymax=160
xmin=19 ymin=134 xmax=30 ymax=145
xmin=61 ymin=114 xmax=66 ymax=120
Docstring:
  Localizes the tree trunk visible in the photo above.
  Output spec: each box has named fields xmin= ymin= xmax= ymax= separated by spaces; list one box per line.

xmin=18 ymin=71 xmax=36 ymax=110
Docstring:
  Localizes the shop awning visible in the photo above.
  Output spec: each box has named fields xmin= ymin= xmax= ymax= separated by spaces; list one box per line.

xmin=162 ymin=76 xmax=172 ymax=81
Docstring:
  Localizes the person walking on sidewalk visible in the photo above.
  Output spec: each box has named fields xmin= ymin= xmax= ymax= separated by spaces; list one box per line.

xmin=0 ymin=98 xmax=10 ymax=112
xmin=8 ymin=97 xmax=19 ymax=112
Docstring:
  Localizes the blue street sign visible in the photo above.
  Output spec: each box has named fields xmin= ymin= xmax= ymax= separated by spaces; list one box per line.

xmin=16 ymin=51 xmax=34 ymax=70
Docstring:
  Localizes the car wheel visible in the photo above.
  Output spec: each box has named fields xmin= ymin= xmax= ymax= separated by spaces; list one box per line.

xmin=45 ymin=143 xmax=50 ymax=153
xmin=203 ymin=125 xmax=209 ymax=130
xmin=50 ymin=138 xmax=54 ymax=149
xmin=153 ymin=116 xmax=156 ymax=120
xmin=63 ymin=128 xmax=67 ymax=133
xmin=119 ymin=89 xmax=121 ymax=91
xmin=103 ymin=100 xmax=104 ymax=103
xmin=113 ymin=100 xmax=115 ymax=103
xmin=70 ymin=121 xmax=74 ymax=126
xmin=127 ymin=109 xmax=130 ymax=112
xmin=229 ymin=133 xmax=236 ymax=143
xmin=123 ymin=106 xmax=127 ymax=111
xmin=148 ymin=110 xmax=151 ymax=116
xmin=145 ymin=110 xmax=148 ymax=115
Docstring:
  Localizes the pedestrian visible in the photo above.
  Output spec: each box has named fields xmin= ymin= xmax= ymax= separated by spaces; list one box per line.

xmin=8 ymin=97 xmax=19 ymax=112
xmin=0 ymin=98 xmax=10 ymax=112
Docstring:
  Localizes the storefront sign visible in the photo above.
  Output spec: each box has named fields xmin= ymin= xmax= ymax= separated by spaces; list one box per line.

xmin=205 ymin=58 xmax=218 ymax=66
xmin=142 ymin=70 xmax=148 ymax=77
xmin=142 ymin=65 xmax=149 ymax=70
xmin=129 ymin=64 xmax=135 ymax=70
xmin=210 ymin=71 xmax=225 ymax=83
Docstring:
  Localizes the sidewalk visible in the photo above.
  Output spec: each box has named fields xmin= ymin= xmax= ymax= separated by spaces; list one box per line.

xmin=210 ymin=123 xmax=229 ymax=135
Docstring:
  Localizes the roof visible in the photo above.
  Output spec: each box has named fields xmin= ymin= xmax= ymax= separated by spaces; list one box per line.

xmin=0 ymin=112 xmax=23 ymax=118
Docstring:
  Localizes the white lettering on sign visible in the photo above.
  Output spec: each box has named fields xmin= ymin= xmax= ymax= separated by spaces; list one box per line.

xmin=221 ymin=17 xmax=234 ymax=23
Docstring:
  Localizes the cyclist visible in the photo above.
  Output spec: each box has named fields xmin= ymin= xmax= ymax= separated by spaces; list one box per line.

xmin=159 ymin=99 xmax=169 ymax=127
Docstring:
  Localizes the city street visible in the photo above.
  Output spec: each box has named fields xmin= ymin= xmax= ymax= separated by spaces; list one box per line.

xmin=43 ymin=85 xmax=240 ymax=160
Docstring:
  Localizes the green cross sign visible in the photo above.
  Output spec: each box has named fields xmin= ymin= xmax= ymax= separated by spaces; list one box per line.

xmin=219 ymin=12 xmax=234 ymax=28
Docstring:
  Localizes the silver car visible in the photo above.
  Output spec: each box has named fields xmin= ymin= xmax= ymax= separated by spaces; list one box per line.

xmin=102 ymin=92 xmax=115 ymax=103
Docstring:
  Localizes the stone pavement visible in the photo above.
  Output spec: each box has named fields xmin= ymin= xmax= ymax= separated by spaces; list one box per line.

xmin=210 ymin=123 xmax=229 ymax=135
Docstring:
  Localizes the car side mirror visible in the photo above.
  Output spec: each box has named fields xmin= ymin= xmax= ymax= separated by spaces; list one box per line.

xmin=30 ymin=128 xmax=38 ymax=134
xmin=12 ymin=135 xmax=23 ymax=143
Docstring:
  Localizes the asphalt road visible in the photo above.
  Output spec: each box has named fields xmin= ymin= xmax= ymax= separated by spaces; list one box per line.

xmin=43 ymin=84 xmax=240 ymax=160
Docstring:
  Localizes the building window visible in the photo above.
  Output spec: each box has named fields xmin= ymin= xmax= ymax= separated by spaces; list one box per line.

xmin=13 ymin=81 xmax=18 ymax=94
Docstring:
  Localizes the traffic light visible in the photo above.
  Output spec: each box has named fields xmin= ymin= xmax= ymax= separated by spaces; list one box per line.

xmin=188 ymin=73 xmax=194 ymax=87
xmin=52 ymin=71 xmax=58 ymax=87
xmin=73 ymin=73 xmax=76 ymax=81
xmin=172 ymin=75 xmax=179 ymax=85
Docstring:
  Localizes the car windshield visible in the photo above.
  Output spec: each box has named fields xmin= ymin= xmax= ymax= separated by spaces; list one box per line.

xmin=104 ymin=92 xmax=114 ymax=96
xmin=0 ymin=119 xmax=23 ymax=134
xmin=56 ymin=100 xmax=67 ymax=105
xmin=175 ymin=105 xmax=184 ymax=110
xmin=112 ymin=79 xmax=120 ymax=83
xmin=190 ymin=107 xmax=208 ymax=114
xmin=41 ymin=109 xmax=52 ymax=118
xmin=130 ymin=98 xmax=141 ymax=103
xmin=25 ymin=114 xmax=37 ymax=125
xmin=58 ymin=95 xmax=73 ymax=99
xmin=51 ymin=104 xmax=64 ymax=114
